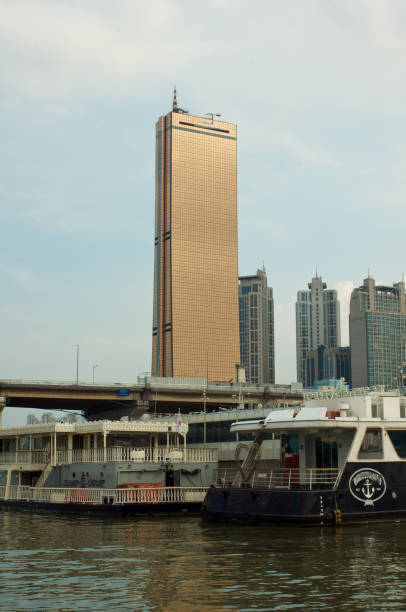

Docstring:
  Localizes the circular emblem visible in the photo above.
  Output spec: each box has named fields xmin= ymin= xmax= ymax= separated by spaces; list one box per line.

xmin=349 ymin=468 xmax=386 ymax=506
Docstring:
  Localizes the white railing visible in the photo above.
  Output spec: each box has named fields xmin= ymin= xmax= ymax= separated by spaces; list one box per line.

xmin=0 ymin=450 xmax=50 ymax=465
xmin=216 ymin=468 xmax=343 ymax=491
xmin=55 ymin=446 xmax=217 ymax=464
xmin=0 ymin=485 xmax=208 ymax=505
xmin=0 ymin=446 xmax=217 ymax=468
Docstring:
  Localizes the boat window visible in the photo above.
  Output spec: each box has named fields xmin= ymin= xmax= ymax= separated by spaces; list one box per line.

xmin=315 ymin=439 xmax=338 ymax=469
xmin=10 ymin=471 xmax=19 ymax=485
xmin=358 ymin=429 xmax=383 ymax=459
xmin=109 ymin=434 xmax=150 ymax=448
xmin=19 ymin=437 xmax=29 ymax=451
xmin=32 ymin=436 xmax=43 ymax=450
xmin=281 ymin=435 xmax=299 ymax=454
xmin=387 ymin=431 xmax=406 ymax=458
xmin=56 ymin=435 xmax=68 ymax=450
xmin=3 ymin=439 xmax=16 ymax=452
xmin=73 ymin=436 xmax=83 ymax=450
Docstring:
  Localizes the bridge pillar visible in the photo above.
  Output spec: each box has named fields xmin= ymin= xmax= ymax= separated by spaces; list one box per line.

xmin=0 ymin=396 xmax=5 ymax=427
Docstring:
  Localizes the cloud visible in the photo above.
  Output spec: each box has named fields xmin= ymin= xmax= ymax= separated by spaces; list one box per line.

xmin=1 ymin=0 xmax=406 ymax=113
xmin=0 ymin=0 xmax=209 ymax=101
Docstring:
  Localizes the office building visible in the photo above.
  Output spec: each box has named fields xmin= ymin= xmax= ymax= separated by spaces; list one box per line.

xmin=350 ymin=277 xmax=406 ymax=388
xmin=239 ymin=268 xmax=275 ymax=384
xmin=296 ymin=275 xmax=341 ymax=383
xmin=152 ymin=91 xmax=240 ymax=381
xmin=305 ymin=345 xmax=351 ymax=388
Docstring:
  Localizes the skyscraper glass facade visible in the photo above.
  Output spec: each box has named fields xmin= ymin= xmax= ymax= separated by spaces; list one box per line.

xmin=350 ymin=278 xmax=406 ymax=388
xmin=296 ymin=275 xmax=341 ymax=383
xmin=152 ymin=105 xmax=240 ymax=381
xmin=239 ymin=268 xmax=275 ymax=384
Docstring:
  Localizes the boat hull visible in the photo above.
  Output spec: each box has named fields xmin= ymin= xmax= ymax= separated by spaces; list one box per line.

xmin=202 ymin=462 xmax=406 ymax=525
xmin=0 ymin=499 xmax=203 ymax=517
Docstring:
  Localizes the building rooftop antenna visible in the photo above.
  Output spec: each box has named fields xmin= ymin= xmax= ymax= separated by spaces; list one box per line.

xmin=204 ymin=112 xmax=221 ymax=124
xmin=172 ymin=86 xmax=178 ymax=111
xmin=172 ymin=86 xmax=188 ymax=114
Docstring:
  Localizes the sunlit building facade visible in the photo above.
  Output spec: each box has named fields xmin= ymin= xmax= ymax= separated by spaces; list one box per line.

xmin=296 ymin=275 xmax=341 ymax=383
xmin=239 ymin=268 xmax=275 ymax=384
xmin=152 ymin=94 xmax=240 ymax=381
xmin=350 ymin=277 xmax=406 ymax=388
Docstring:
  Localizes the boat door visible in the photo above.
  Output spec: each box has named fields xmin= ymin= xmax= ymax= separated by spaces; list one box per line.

xmin=165 ymin=470 xmax=180 ymax=487
xmin=315 ymin=438 xmax=338 ymax=468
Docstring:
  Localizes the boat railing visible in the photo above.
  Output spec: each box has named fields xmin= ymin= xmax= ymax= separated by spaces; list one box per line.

xmin=55 ymin=446 xmax=217 ymax=464
xmin=0 ymin=447 xmax=217 ymax=467
xmin=216 ymin=468 xmax=343 ymax=490
xmin=0 ymin=450 xmax=50 ymax=465
xmin=0 ymin=485 xmax=209 ymax=505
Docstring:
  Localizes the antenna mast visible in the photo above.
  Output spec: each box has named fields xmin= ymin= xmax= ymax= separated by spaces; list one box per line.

xmin=172 ymin=86 xmax=178 ymax=111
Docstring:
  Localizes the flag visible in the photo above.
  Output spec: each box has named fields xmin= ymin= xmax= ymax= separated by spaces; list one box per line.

xmin=177 ymin=410 xmax=182 ymax=434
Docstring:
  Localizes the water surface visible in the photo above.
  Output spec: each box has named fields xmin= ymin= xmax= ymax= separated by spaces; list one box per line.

xmin=0 ymin=511 xmax=405 ymax=610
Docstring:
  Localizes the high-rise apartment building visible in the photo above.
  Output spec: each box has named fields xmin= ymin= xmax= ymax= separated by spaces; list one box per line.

xmin=239 ymin=268 xmax=275 ymax=384
xmin=152 ymin=92 xmax=240 ymax=381
xmin=296 ymin=275 xmax=341 ymax=383
xmin=350 ymin=277 xmax=406 ymax=388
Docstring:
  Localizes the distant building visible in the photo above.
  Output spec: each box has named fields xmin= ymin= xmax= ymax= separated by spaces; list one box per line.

xmin=324 ymin=346 xmax=351 ymax=387
xmin=350 ymin=277 xmax=406 ymax=388
xmin=64 ymin=413 xmax=82 ymax=424
xmin=41 ymin=412 xmax=56 ymax=424
xmin=27 ymin=414 xmax=40 ymax=425
xmin=305 ymin=345 xmax=351 ymax=388
xmin=304 ymin=345 xmax=326 ymax=388
xmin=239 ymin=268 xmax=275 ymax=384
xmin=296 ymin=275 xmax=341 ymax=383
xmin=152 ymin=90 xmax=240 ymax=381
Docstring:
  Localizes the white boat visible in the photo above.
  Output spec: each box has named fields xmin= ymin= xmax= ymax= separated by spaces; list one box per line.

xmin=0 ymin=418 xmax=217 ymax=515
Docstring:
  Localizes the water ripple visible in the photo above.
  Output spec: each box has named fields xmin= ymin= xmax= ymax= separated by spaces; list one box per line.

xmin=0 ymin=512 xmax=406 ymax=610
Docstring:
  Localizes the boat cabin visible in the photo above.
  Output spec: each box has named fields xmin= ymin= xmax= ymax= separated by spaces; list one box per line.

xmin=224 ymin=395 xmax=406 ymax=489
xmin=0 ymin=419 xmax=217 ymax=492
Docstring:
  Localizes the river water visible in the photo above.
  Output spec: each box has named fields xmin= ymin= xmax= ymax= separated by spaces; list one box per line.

xmin=0 ymin=511 xmax=405 ymax=611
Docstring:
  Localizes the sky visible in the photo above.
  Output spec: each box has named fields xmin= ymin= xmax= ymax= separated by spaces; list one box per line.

xmin=1 ymin=0 xmax=406 ymax=424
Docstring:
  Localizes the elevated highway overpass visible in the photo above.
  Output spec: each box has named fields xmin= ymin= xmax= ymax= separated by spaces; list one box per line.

xmin=0 ymin=378 xmax=303 ymax=422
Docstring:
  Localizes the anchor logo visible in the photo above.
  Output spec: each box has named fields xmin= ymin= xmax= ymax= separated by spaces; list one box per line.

xmin=349 ymin=469 xmax=386 ymax=506
xmin=361 ymin=478 xmax=375 ymax=499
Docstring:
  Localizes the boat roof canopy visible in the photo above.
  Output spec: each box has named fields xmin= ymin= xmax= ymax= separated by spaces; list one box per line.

xmin=0 ymin=420 xmax=189 ymax=438
xmin=230 ymin=406 xmax=358 ymax=434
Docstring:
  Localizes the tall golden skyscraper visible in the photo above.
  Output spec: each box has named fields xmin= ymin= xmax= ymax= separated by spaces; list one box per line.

xmin=152 ymin=91 xmax=240 ymax=382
